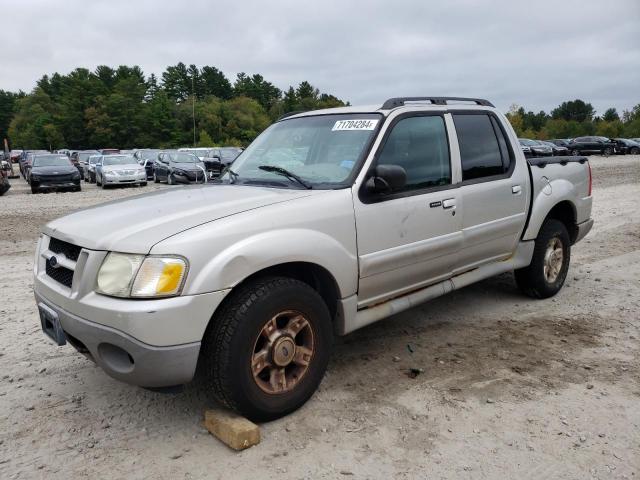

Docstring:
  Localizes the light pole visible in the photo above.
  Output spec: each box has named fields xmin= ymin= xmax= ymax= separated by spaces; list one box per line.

xmin=192 ymin=75 xmax=196 ymax=147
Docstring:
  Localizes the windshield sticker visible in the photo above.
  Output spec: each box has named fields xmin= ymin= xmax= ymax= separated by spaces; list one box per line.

xmin=332 ymin=119 xmax=378 ymax=131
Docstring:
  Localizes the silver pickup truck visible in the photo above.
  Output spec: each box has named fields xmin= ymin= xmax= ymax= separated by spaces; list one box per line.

xmin=34 ymin=97 xmax=593 ymax=421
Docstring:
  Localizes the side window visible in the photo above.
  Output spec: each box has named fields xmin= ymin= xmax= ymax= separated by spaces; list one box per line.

xmin=453 ymin=114 xmax=507 ymax=181
xmin=377 ymin=115 xmax=451 ymax=192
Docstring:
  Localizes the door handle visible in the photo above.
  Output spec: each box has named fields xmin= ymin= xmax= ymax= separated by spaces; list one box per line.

xmin=442 ymin=198 xmax=456 ymax=209
xmin=512 ymin=185 xmax=522 ymax=195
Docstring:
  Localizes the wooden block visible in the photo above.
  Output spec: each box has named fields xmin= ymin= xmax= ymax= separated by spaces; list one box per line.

xmin=204 ymin=408 xmax=260 ymax=451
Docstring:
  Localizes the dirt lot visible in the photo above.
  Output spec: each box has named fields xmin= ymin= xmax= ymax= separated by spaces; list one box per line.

xmin=1 ymin=156 xmax=639 ymax=479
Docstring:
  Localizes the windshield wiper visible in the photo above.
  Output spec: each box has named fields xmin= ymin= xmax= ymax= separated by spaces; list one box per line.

xmin=258 ymin=165 xmax=312 ymax=189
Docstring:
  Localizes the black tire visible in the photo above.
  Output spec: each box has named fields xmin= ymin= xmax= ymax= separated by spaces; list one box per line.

xmin=630 ymin=147 xmax=639 ymax=155
xmin=140 ymin=182 xmax=147 ymax=187
xmin=514 ymin=219 xmax=571 ymax=299
xmin=167 ymin=173 xmax=174 ymax=185
xmin=603 ymin=147 xmax=612 ymax=156
xmin=200 ymin=276 xmax=333 ymax=422
xmin=153 ymin=172 xmax=159 ymax=183
xmin=571 ymin=149 xmax=580 ymax=156
xmin=31 ymin=186 xmax=38 ymax=194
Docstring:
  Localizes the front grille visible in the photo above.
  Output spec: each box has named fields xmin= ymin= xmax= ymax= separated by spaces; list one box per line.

xmin=48 ymin=237 xmax=81 ymax=261
xmin=37 ymin=174 xmax=75 ymax=182
xmin=46 ymin=260 xmax=74 ymax=288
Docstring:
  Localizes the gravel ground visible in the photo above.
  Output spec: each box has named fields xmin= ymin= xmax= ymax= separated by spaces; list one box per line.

xmin=1 ymin=156 xmax=639 ymax=479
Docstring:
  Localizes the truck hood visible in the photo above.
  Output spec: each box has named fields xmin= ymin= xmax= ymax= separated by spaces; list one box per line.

xmin=43 ymin=185 xmax=318 ymax=253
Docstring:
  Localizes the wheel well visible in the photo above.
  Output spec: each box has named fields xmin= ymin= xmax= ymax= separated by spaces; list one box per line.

xmin=545 ymin=201 xmax=578 ymax=243
xmin=231 ymin=262 xmax=340 ymax=320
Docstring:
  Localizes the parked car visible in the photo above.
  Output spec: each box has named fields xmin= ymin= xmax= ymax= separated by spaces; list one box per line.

xmin=0 ymin=161 xmax=10 ymax=196
xmin=75 ymin=150 xmax=100 ymax=177
xmin=178 ymin=147 xmax=211 ymax=159
xmin=69 ymin=151 xmax=92 ymax=176
xmin=612 ymin=138 xmax=640 ymax=155
xmin=153 ymin=151 xmax=207 ymax=184
xmin=539 ymin=140 xmax=569 ymax=156
xmin=519 ymin=139 xmax=553 ymax=158
xmin=29 ymin=154 xmax=81 ymax=193
xmin=9 ymin=149 xmax=23 ymax=163
xmin=567 ymin=136 xmax=616 ymax=156
xmin=208 ymin=147 xmax=243 ymax=167
xmin=133 ymin=149 xmax=161 ymax=179
xmin=20 ymin=150 xmax=50 ymax=181
xmin=95 ymin=155 xmax=147 ymax=188
xmin=84 ymin=155 xmax=102 ymax=183
xmin=99 ymin=148 xmax=120 ymax=155
xmin=548 ymin=139 xmax=573 ymax=149
xmin=34 ymin=96 xmax=593 ymax=421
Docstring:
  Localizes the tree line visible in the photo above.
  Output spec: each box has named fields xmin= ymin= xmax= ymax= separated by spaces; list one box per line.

xmin=0 ymin=63 xmax=347 ymax=150
xmin=506 ymin=99 xmax=640 ymax=140
xmin=1 ymin=66 xmax=638 ymax=151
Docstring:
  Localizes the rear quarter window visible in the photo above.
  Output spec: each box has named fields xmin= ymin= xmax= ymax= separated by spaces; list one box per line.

xmin=453 ymin=113 xmax=511 ymax=181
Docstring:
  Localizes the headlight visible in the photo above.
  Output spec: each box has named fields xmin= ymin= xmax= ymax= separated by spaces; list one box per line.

xmin=96 ymin=252 xmax=187 ymax=298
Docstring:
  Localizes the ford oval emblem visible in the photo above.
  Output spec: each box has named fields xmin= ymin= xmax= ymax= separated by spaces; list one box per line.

xmin=49 ymin=256 xmax=59 ymax=268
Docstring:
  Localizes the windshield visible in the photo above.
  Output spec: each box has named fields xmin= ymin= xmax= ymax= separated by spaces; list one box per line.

xmin=32 ymin=155 xmax=72 ymax=167
xmin=103 ymin=155 xmax=135 ymax=166
xmin=171 ymin=152 xmax=200 ymax=163
xmin=221 ymin=114 xmax=381 ymax=188
xmin=519 ymin=139 xmax=538 ymax=146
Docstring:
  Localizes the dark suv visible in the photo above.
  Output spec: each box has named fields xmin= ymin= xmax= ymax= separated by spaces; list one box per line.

xmin=612 ymin=138 xmax=640 ymax=155
xmin=567 ymin=137 xmax=616 ymax=156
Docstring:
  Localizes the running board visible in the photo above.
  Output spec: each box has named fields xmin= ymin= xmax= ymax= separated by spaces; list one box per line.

xmin=340 ymin=241 xmax=534 ymax=335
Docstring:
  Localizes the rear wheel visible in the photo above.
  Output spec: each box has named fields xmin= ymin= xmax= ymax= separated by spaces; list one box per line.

xmin=630 ymin=147 xmax=639 ymax=155
xmin=571 ymin=148 xmax=580 ymax=156
xmin=167 ymin=173 xmax=174 ymax=185
xmin=200 ymin=276 xmax=332 ymax=422
xmin=515 ymin=219 xmax=571 ymax=299
xmin=603 ymin=147 xmax=612 ymax=156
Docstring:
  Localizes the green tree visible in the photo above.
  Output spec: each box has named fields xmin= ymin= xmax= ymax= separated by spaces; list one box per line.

xmin=602 ymin=108 xmax=620 ymax=122
xmin=8 ymin=88 xmax=65 ymax=149
xmin=551 ymin=99 xmax=595 ymax=122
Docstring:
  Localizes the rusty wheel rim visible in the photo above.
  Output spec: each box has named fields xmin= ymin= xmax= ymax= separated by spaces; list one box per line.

xmin=543 ymin=237 xmax=564 ymax=283
xmin=251 ymin=310 xmax=314 ymax=394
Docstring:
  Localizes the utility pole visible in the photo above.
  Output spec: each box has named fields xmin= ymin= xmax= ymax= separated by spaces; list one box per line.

xmin=192 ymin=75 xmax=196 ymax=147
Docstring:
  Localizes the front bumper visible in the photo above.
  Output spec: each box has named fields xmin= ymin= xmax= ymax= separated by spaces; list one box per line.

xmin=103 ymin=174 xmax=147 ymax=185
xmin=31 ymin=179 xmax=80 ymax=190
xmin=36 ymin=292 xmax=200 ymax=387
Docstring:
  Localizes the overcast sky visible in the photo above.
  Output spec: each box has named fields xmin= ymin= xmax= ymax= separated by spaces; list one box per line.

xmin=1 ymin=0 xmax=638 ymax=115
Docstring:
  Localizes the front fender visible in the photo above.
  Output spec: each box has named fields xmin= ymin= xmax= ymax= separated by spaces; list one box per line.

xmin=186 ymin=228 xmax=358 ymax=298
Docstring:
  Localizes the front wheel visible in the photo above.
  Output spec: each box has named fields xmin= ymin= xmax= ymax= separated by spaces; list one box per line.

xmin=630 ymin=147 xmax=639 ymax=155
xmin=167 ymin=173 xmax=174 ymax=185
xmin=571 ymin=149 xmax=580 ymax=156
xmin=515 ymin=219 xmax=571 ymax=299
xmin=603 ymin=147 xmax=612 ymax=156
xmin=200 ymin=276 xmax=332 ymax=422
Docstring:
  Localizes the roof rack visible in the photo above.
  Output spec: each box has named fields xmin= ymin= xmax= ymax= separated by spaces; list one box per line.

xmin=277 ymin=110 xmax=307 ymax=121
xmin=381 ymin=97 xmax=495 ymax=109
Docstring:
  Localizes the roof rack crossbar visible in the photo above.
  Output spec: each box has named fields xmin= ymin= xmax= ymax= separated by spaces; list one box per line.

xmin=381 ymin=97 xmax=495 ymax=109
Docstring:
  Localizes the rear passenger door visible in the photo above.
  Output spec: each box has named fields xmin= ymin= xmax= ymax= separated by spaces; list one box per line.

xmin=451 ymin=112 xmax=529 ymax=274
xmin=353 ymin=113 xmax=462 ymax=307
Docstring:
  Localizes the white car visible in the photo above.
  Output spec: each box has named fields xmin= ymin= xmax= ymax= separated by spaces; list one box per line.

xmin=34 ymin=96 xmax=593 ymax=421
xmin=95 ymin=155 xmax=147 ymax=188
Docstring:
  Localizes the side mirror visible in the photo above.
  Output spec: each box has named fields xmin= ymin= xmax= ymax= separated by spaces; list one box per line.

xmin=365 ymin=165 xmax=407 ymax=195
